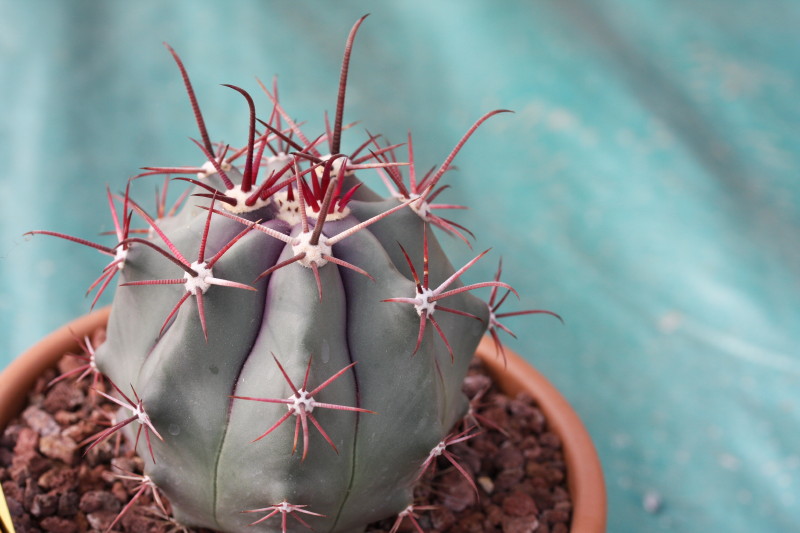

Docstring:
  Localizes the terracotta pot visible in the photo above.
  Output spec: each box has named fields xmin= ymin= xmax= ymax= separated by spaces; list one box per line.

xmin=0 ymin=309 xmax=606 ymax=532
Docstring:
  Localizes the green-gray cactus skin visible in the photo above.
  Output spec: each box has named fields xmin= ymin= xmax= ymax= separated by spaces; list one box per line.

xmin=28 ymin=17 xmax=532 ymax=533
xmin=94 ymin=165 xmax=490 ymax=532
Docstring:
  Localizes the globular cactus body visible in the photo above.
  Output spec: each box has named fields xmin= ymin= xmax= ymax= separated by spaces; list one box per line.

xmin=96 ymin=167 xmax=487 ymax=532
xmin=27 ymin=17 xmax=552 ymax=533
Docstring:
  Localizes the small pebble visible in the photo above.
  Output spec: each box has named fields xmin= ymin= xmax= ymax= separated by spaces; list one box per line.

xmin=496 ymin=443 xmax=524 ymax=470
xmin=502 ymin=491 xmax=538 ymax=517
xmin=1 ymin=425 xmax=22 ymax=448
xmin=57 ymin=491 xmax=80 ymax=517
xmin=440 ymin=470 xmax=477 ymax=512
xmin=43 ymin=382 xmax=85 ymax=413
xmin=22 ymin=407 xmax=61 ymax=437
xmin=31 ymin=492 xmax=59 ymax=517
xmin=2 ymin=480 xmax=22 ymax=502
xmin=541 ymin=508 xmax=570 ymax=524
xmin=13 ymin=427 xmax=39 ymax=456
xmin=502 ymin=515 xmax=539 ymax=533
xmin=0 ymin=448 xmax=13 ymax=467
xmin=477 ymin=475 xmax=494 ymax=494
xmin=39 ymin=434 xmax=78 ymax=465
xmin=79 ymin=490 xmax=122 ymax=513
xmin=40 ymin=515 xmax=79 ymax=533
xmin=540 ymin=432 xmax=561 ymax=449
xmin=38 ymin=466 xmax=78 ymax=491
xmin=430 ymin=507 xmax=456 ymax=531
xmin=86 ymin=510 xmax=118 ymax=531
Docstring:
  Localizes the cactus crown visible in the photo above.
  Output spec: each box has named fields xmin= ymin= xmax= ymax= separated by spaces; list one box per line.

xmin=27 ymin=16 xmax=559 ymax=533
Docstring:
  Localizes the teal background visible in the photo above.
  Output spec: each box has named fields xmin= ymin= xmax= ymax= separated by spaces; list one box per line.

xmin=1 ymin=1 xmax=799 ymax=532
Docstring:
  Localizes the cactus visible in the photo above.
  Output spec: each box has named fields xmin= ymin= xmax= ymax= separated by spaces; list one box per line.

xmin=27 ymin=16 xmax=558 ymax=533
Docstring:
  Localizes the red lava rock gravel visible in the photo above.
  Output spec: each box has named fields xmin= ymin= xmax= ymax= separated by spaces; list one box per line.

xmin=1 ymin=336 xmax=572 ymax=532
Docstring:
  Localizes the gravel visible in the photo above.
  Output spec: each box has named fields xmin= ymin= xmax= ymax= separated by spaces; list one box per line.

xmin=2 ymin=334 xmax=572 ymax=532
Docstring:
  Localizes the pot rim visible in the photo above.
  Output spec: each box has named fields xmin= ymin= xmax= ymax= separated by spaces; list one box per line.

xmin=1 ymin=308 xmax=606 ymax=533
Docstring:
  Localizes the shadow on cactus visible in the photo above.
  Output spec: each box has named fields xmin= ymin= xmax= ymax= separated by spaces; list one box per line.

xmin=26 ymin=15 xmax=560 ymax=533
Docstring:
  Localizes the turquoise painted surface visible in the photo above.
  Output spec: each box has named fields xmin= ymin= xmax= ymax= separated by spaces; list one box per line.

xmin=1 ymin=1 xmax=798 ymax=531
